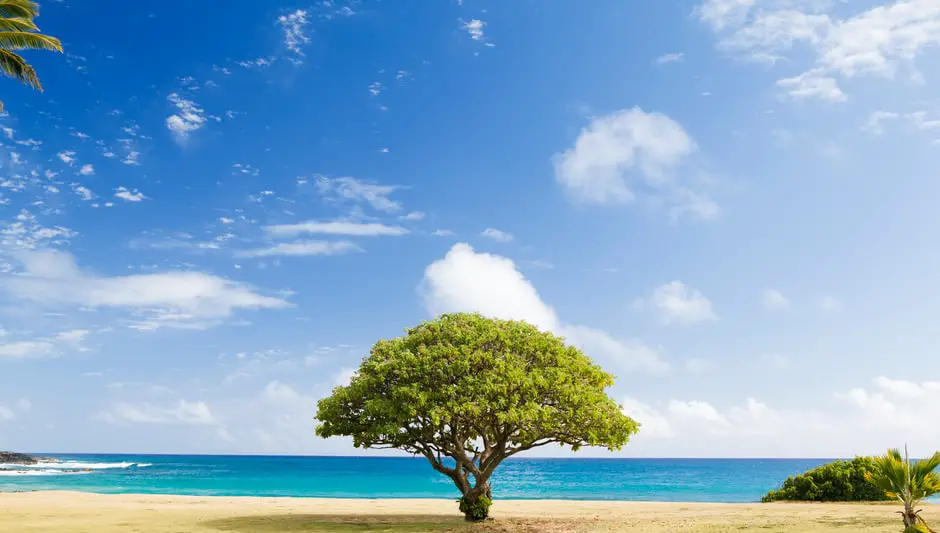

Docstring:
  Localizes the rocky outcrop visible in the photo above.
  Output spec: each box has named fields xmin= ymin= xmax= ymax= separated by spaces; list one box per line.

xmin=0 ymin=452 xmax=55 ymax=465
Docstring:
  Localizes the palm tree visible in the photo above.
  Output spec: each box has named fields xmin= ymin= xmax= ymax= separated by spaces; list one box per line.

xmin=866 ymin=446 xmax=940 ymax=533
xmin=0 ymin=0 xmax=62 ymax=111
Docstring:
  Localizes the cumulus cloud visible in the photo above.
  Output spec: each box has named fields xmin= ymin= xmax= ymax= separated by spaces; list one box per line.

xmin=265 ymin=221 xmax=408 ymax=237
xmin=0 ymin=250 xmax=290 ymax=330
xmin=636 ymin=281 xmax=717 ymax=325
xmin=552 ymin=108 xmax=715 ymax=218
xmin=78 ymin=164 xmax=94 ymax=176
xmin=420 ymin=243 xmax=668 ymax=372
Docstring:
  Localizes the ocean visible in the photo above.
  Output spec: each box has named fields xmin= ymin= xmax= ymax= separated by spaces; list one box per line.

xmin=0 ymin=455 xmax=832 ymax=502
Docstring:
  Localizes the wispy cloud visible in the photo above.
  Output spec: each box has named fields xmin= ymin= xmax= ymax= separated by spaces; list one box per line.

xmin=265 ymin=221 xmax=409 ymax=237
xmin=278 ymin=9 xmax=311 ymax=58
xmin=236 ymin=240 xmax=362 ymax=258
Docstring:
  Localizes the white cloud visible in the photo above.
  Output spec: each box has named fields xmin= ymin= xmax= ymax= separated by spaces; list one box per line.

xmin=702 ymin=0 xmax=940 ymax=101
xmin=73 ymin=184 xmax=94 ymax=201
xmin=480 ymin=228 xmax=514 ymax=243
xmin=114 ymin=187 xmax=146 ymax=202
xmin=236 ymin=240 xmax=361 ymax=258
xmin=863 ymin=110 xmax=940 ymax=135
xmin=432 ymin=229 xmax=456 ymax=237
xmin=78 ymin=164 xmax=94 ymax=176
xmin=776 ymin=69 xmax=846 ymax=102
xmin=461 ymin=18 xmax=492 ymax=45
xmin=761 ymin=289 xmax=789 ymax=309
xmin=166 ymin=93 xmax=207 ymax=144
xmin=864 ymin=110 xmax=900 ymax=134
xmin=621 ymin=398 xmax=674 ymax=438
xmin=552 ymin=108 xmax=713 ymax=218
xmin=0 ymin=250 xmax=290 ymax=330
xmin=278 ymin=9 xmax=311 ymax=57
xmin=655 ymin=52 xmax=685 ymax=64
xmin=100 ymin=400 xmax=217 ymax=426
xmin=400 ymin=211 xmax=425 ymax=221
xmin=314 ymin=176 xmax=402 ymax=212
xmin=420 ymin=243 xmax=668 ymax=372
xmin=123 ymin=150 xmax=141 ymax=166
xmin=697 ymin=0 xmax=755 ymax=30
xmin=265 ymin=221 xmax=408 ymax=237
xmin=262 ymin=381 xmax=302 ymax=403
xmin=719 ymin=9 xmax=830 ymax=60
xmin=0 ymin=340 xmax=56 ymax=359
xmin=57 ymin=150 xmax=76 ymax=165
xmin=636 ymin=281 xmax=717 ymax=325
xmin=0 ymin=404 xmax=13 ymax=421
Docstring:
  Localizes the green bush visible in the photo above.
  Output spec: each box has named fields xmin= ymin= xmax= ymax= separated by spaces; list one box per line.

xmin=458 ymin=494 xmax=492 ymax=521
xmin=762 ymin=457 xmax=892 ymax=502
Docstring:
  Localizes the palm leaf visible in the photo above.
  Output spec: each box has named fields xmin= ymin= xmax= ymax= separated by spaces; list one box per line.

xmin=0 ymin=17 xmax=37 ymax=32
xmin=0 ymin=31 xmax=61 ymax=52
xmin=0 ymin=47 xmax=39 ymax=90
xmin=0 ymin=0 xmax=38 ymax=19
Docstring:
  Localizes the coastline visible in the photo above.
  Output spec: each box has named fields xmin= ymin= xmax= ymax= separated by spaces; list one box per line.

xmin=0 ymin=491 xmax=933 ymax=532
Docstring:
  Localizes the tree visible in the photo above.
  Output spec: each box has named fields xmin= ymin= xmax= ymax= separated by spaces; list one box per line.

xmin=0 ymin=1 xmax=63 ymax=111
xmin=316 ymin=313 xmax=639 ymax=521
xmin=865 ymin=446 xmax=940 ymax=533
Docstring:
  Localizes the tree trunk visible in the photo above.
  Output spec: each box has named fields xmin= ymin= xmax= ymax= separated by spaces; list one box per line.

xmin=458 ymin=483 xmax=492 ymax=521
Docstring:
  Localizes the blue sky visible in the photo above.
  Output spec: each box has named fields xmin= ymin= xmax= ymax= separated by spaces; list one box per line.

xmin=2 ymin=0 xmax=940 ymax=457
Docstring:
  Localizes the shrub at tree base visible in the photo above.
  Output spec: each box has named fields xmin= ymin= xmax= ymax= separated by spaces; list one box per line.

xmin=762 ymin=457 xmax=891 ymax=502
xmin=459 ymin=494 xmax=492 ymax=521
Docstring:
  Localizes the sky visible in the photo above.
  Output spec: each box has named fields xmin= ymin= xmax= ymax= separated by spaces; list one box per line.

xmin=2 ymin=0 xmax=940 ymax=458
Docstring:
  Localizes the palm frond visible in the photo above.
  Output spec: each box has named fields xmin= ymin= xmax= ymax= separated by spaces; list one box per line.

xmin=0 ymin=47 xmax=40 ymax=90
xmin=0 ymin=31 xmax=61 ymax=52
xmin=0 ymin=17 xmax=37 ymax=32
xmin=0 ymin=0 xmax=38 ymax=19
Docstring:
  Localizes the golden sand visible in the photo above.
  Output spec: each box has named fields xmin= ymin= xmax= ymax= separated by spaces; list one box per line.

xmin=0 ymin=491 xmax=933 ymax=532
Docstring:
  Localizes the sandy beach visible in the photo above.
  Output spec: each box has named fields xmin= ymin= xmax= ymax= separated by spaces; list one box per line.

xmin=0 ymin=491 xmax=934 ymax=532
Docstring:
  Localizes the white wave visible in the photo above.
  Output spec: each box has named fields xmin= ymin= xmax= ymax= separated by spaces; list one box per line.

xmin=0 ymin=461 xmax=151 ymax=470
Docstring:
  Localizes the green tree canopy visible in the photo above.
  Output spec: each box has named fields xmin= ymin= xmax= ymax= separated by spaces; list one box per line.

xmin=316 ymin=313 xmax=638 ymax=521
xmin=0 ymin=1 xmax=63 ymax=110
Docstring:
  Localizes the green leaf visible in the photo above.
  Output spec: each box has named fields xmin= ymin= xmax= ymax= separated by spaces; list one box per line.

xmin=0 ymin=31 xmax=61 ymax=52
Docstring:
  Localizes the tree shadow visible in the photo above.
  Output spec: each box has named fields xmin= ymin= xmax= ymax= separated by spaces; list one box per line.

xmin=203 ymin=514 xmax=553 ymax=532
xmin=203 ymin=514 xmax=474 ymax=532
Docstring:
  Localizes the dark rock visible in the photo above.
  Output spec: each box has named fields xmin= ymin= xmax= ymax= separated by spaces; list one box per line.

xmin=0 ymin=452 xmax=56 ymax=465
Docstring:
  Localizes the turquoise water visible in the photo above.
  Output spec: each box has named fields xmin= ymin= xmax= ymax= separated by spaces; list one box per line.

xmin=0 ymin=455 xmax=832 ymax=502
